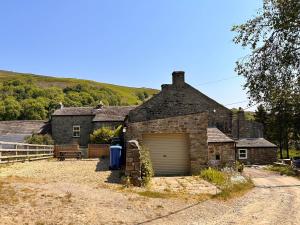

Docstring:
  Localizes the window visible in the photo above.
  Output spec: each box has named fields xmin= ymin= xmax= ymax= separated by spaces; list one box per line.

xmin=215 ymin=154 xmax=221 ymax=160
xmin=73 ymin=125 xmax=80 ymax=137
xmin=238 ymin=149 xmax=247 ymax=159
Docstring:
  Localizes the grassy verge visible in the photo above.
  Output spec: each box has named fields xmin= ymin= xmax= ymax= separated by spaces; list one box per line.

xmin=265 ymin=165 xmax=298 ymax=177
xmin=200 ymin=168 xmax=254 ymax=200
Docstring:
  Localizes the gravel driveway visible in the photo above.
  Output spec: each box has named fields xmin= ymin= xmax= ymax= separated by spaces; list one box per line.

xmin=1 ymin=160 xmax=300 ymax=225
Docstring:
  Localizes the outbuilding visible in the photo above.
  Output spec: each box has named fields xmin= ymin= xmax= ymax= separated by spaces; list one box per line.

xmin=236 ymin=138 xmax=277 ymax=165
xmin=207 ymin=127 xmax=235 ymax=167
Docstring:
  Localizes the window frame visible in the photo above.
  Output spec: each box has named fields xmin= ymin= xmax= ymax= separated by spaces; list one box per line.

xmin=238 ymin=149 xmax=247 ymax=159
xmin=72 ymin=125 xmax=80 ymax=138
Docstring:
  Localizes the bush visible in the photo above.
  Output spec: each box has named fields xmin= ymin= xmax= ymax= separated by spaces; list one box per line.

xmin=200 ymin=168 xmax=227 ymax=186
xmin=266 ymin=165 xmax=297 ymax=176
xmin=90 ymin=127 xmax=115 ymax=144
xmin=200 ymin=167 xmax=254 ymax=199
xmin=25 ymin=134 xmax=54 ymax=145
xmin=140 ymin=145 xmax=154 ymax=186
xmin=114 ymin=125 xmax=123 ymax=137
xmin=235 ymin=161 xmax=244 ymax=172
xmin=90 ymin=125 xmax=124 ymax=144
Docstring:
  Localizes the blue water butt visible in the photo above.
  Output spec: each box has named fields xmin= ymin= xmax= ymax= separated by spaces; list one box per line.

xmin=109 ymin=145 xmax=122 ymax=170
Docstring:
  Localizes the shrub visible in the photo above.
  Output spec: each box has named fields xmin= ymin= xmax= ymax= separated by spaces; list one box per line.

xmin=235 ymin=161 xmax=244 ymax=172
xmin=140 ymin=145 xmax=154 ymax=186
xmin=200 ymin=167 xmax=254 ymax=200
xmin=266 ymin=165 xmax=297 ymax=176
xmin=200 ymin=167 xmax=227 ymax=186
xmin=114 ymin=125 xmax=123 ymax=137
xmin=89 ymin=127 xmax=115 ymax=144
xmin=25 ymin=133 xmax=54 ymax=145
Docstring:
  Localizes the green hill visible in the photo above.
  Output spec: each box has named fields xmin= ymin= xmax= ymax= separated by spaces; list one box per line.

xmin=0 ymin=70 xmax=158 ymax=120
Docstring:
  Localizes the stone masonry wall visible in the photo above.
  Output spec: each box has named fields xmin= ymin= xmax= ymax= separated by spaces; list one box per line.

xmin=128 ymin=72 xmax=232 ymax=135
xmin=208 ymin=142 xmax=235 ymax=166
xmin=125 ymin=140 xmax=142 ymax=186
xmin=232 ymin=110 xmax=264 ymax=139
xmin=125 ymin=112 xmax=208 ymax=174
xmin=51 ymin=115 xmax=94 ymax=146
xmin=237 ymin=147 xmax=277 ymax=165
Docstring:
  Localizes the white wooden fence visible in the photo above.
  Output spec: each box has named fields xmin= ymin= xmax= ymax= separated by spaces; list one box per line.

xmin=0 ymin=141 xmax=54 ymax=164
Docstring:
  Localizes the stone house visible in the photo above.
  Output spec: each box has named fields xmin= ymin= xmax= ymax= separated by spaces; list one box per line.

xmin=48 ymin=70 xmax=277 ymax=176
xmin=51 ymin=105 xmax=135 ymax=146
xmin=236 ymin=138 xmax=277 ymax=165
xmin=126 ymin=71 xmax=235 ymax=176
xmin=125 ymin=71 xmax=277 ymax=178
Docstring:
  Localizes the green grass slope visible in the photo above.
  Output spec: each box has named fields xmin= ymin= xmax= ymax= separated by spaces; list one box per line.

xmin=0 ymin=70 xmax=158 ymax=105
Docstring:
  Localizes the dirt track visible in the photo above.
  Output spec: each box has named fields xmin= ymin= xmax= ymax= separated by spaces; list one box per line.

xmin=1 ymin=160 xmax=300 ymax=225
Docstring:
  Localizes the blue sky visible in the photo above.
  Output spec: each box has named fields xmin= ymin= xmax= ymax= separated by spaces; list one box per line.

xmin=0 ymin=0 xmax=262 ymax=110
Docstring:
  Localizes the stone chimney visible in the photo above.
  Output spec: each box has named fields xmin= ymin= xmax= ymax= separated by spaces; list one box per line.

xmin=172 ymin=71 xmax=185 ymax=86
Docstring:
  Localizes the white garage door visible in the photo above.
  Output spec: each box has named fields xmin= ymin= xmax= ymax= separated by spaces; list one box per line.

xmin=142 ymin=133 xmax=190 ymax=176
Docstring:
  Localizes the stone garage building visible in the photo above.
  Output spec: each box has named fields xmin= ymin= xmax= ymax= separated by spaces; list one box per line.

xmin=236 ymin=138 xmax=277 ymax=165
xmin=126 ymin=113 xmax=208 ymax=176
xmin=126 ymin=71 xmax=233 ymax=176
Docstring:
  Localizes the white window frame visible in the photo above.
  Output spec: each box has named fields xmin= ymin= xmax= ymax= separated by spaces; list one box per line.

xmin=72 ymin=125 xmax=80 ymax=137
xmin=238 ymin=149 xmax=247 ymax=159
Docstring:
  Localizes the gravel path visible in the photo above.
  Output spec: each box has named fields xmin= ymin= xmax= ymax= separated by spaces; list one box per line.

xmin=1 ymin=161 xmax=300 ymax=225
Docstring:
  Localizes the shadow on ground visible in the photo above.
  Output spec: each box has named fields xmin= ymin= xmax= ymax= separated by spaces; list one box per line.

xmin=95 ymin=158 xmax=121 ymax=184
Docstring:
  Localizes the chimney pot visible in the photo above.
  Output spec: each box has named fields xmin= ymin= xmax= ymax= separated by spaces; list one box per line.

xmin=172 ymin=71 xmax=185 ymax=86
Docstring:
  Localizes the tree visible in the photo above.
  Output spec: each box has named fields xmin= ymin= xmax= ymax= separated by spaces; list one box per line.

xmin=232 ymin=0 xmax=300 ymax=158
xmin=1 ymin=97 xmax=21 ymax=120
xmin=21 ymin=98 xmax=48 ymax=120
xmin=232 ymin=0 xmax=299 ymax=105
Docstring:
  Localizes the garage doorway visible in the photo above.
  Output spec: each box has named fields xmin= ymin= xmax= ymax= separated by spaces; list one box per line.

xmin=142 ymin=133 xmax=190 ymax=176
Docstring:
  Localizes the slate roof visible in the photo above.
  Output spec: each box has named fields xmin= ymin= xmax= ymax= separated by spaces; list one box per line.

xmin=236 ymin=138 xmax=277 ymax=148
xmin=93 ymin=106 xmax=136 ymax=122
xmin=52 ymin=106 xmax=136 ymax=121
xmin=0 ymin=120 xmax=50 ymax=143
xmin=52 ymin=107 xmax=94 ymax=116
xmin=207 ymin=127 xmax=234 ymax=143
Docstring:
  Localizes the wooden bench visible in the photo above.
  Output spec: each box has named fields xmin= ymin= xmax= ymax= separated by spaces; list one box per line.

xmin=58 ymin=151 xmax=82 ymax=161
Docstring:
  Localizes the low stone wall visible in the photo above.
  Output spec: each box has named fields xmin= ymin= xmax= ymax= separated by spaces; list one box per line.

xmin=88 ymin=144 xmax=110 ymax=158
xmin=125 ymin=140 xmax=142 ymax=186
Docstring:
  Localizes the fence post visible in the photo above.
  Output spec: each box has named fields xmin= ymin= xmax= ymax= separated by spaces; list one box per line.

xmin=0 ymin=143 xmax=2 ymax=163
xmin=26 ymin=145 xmax=29 ymax=161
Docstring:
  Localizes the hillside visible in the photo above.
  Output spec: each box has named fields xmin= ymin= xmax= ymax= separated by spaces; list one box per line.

xmin=0 ymin=70 xmax=158 ymax=120
xmin=0 ymin=70 xmax=158 ymax=105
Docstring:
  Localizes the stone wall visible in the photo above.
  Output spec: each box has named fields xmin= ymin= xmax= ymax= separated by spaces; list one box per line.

xmin=125 ymin=140 xmax=142 ymax=186
xmin=126 ymin=112 xmax=208 ymax=174
xmin=51 ymin=115 xmax=94 ymax=146
xmin=208 ymin=142 xmax=235 ymax=166
xmin=128 ymin=72 xmax=232 ymax=135
xmin=237 ymin=147 xmax=277 ymax=165
xmin=232 ymin=110 xmax=264 ymax=139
